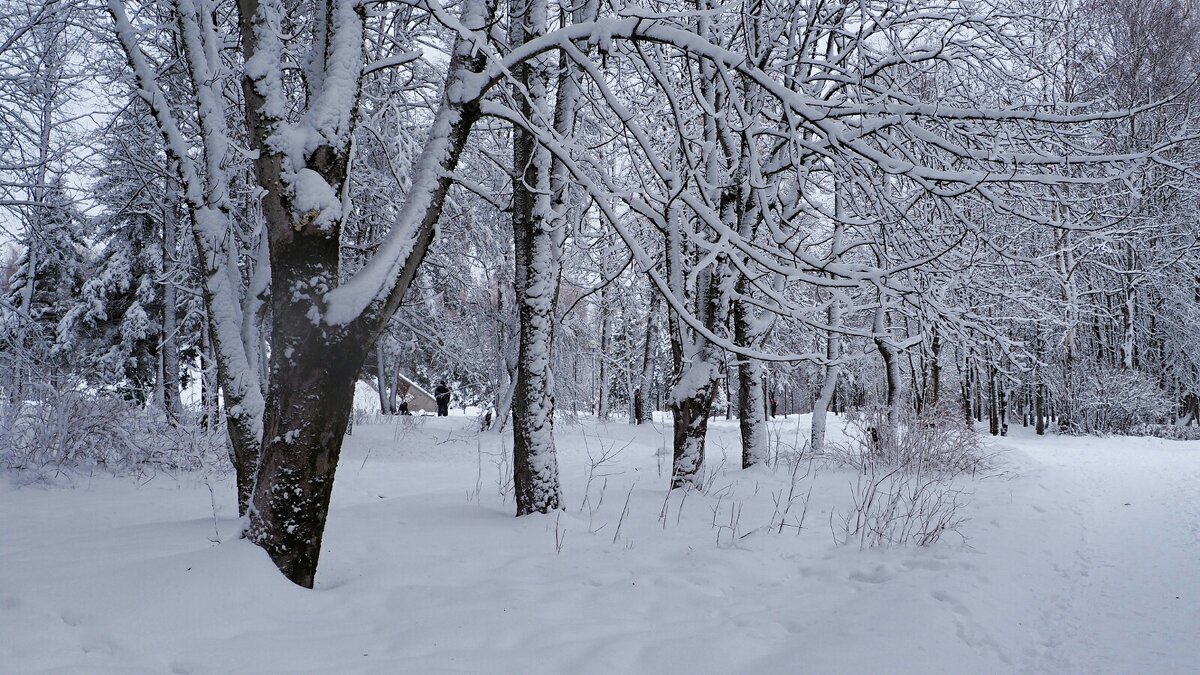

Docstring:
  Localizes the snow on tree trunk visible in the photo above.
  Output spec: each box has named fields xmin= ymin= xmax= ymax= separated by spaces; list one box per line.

xmin=509 ymin=0 xmax=563 ymax=516
xmin=376 ymin=345 xmax=391 ymax=415
xmin=637 ymin=289 xmax=660 ymax=423
xmin=670 ymin=372 xmax=718 ymax=489
xmin=811 ymin=219 xmax=845 ymax=454
xmin=238 ymin=0 xmax=494 ymax=584
xmin=733 ymin=265 xmax=769 ymax=466
xmin=735 ymin=351 xmax=768 ymax=467
xmin=160 ymin=181 xmax=182 ymax=420
xmin=873 ymin=304 xmax=901 ymax=427
xmin=247 ymin=303 xmax=364 ymax=587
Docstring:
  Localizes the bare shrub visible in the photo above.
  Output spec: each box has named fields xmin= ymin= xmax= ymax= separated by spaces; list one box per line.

xmin=0 ymin=386 xmax=226 ymax=483
xmin=1064 ymin=368 xmax=1173 ymax=435
xmin=831 ymin=457 xmax=970 ymax=549
xmin=827 ymin=406 xmax=990 ymax=548
xmin=1129 ymin=423 xmax=1200 ymax=441
xmin=827 ymin=406 xmax=993 ymax=477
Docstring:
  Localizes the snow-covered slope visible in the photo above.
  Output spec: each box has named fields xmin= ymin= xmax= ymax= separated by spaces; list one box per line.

xmin=2 ymin=415 xmax=1197 ymax=673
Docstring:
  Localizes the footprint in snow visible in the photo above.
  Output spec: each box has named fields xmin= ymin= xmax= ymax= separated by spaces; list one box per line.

xmin=849 ymin=564 xmax=894 ymax=584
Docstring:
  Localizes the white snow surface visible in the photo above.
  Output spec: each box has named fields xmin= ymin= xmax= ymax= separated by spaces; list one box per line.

xmin=2 ymin=416 xmax=1199 ymax=674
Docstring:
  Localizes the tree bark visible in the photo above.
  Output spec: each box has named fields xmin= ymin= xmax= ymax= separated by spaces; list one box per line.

xmin=873 ymin=305 xmax=901 ymax=426
xmin=160 ymin=187 xmax=181 ymax=420
xmin=508 ymin=0 xmax=564 ymax=515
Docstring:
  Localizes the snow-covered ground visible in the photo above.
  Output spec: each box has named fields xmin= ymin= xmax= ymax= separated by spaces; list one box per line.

xmin=2 ymin=414 xmax=1198 ymax=674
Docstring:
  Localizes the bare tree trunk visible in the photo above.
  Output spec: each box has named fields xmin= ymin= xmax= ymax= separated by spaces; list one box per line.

xmin=596 ymin=288 xmax=610 ymax=419
xmin=376 ymin=345 xmax=391 ymax=415
xmin=873 ymin=305 xmax=901 ymax=426
xmin=733 ymin=272 xmax=768 ymax=466
xmin=637 ymin=289 xmax=659 ymax=423
xmin=241 ymin=0 xmax=493 ymax=585
xmin=929 ymin=326 xmax=941 ymax=407
xmin=1036 ymin=381 xmax=1047 ymax=435
xmin=671 ymin=379 xmax=718 ymax=488
xmin=988 ymin=364 xmax=1000 ymax=436
xmin=160 ymin=189 xmax=181 ymax=420
xmin=509 ymin=0 xmax=576 ymax=515
xmin=959 ymin=351 xmax=974 ymax=428
xmin=1121 ymin=244 xmax=1138 ymax=369
xmin=811 ymin=211 xmax=844 ymax=452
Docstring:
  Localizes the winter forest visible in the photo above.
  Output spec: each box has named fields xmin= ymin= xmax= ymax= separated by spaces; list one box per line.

xmin=2 ymin=0 xmax=1200 ymax=671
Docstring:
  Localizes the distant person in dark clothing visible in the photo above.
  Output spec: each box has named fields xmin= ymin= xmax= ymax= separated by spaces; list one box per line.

xmin=770 ymin=395 xmax=778 ymax=418
xmin=634 ymin=388 xmax=644 ymax=424
xmin=397 ymin=400 xmax=410 ymax=415
xmin=435 ymin=381 xmax=451 ymax=416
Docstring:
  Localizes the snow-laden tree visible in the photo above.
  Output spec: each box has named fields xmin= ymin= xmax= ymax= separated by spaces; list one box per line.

xmin=97 ymin=0 xmax=1197 ymax=587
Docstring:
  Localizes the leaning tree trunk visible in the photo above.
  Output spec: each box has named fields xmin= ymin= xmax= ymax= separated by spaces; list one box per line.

xmin=247 ymin=302 xmax=363 ymax=588
xmin=240 ymin=0 xmax=492 ymax=585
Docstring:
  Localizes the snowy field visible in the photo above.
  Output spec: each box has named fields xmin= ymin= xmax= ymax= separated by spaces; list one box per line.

xmin=2 ymin=414 xmax=1199 ymax=674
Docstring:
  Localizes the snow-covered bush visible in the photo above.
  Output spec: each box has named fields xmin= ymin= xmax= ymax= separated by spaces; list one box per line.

xmin=827 ymin=406 xmax=991 ymax=548
xmin=828 ymin=406 xmax=992 ymax=477
xmin=0 ymin=387 xmax=226 ymax=482
xmin=1066 ymin=368 xmax=1173 ymax=435
xmin=1128 ymin=423 xmax=1200 ymax=441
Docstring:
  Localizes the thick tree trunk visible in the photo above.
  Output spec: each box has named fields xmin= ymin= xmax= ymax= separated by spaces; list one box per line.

xmin=734 ymin=280 xmax=768 ymax=466
xmin=671 ymin=375 xmax=719 ymax=488
xmin=508 ymin=0 xmax=563 ymax=515
xmin=736 ymin=356 xmax=768 ymax=467
xmin=510 ymin=212 xmax=563 ymax=514
xmin=239 ymin=0 xmax=493 ymax=585
xmin=247 ymin=306 xmax=364 ymax=588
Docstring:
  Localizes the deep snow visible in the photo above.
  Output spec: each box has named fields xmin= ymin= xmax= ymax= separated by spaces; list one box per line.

xmin=2 ymin=414 xmax=1198 ymax=674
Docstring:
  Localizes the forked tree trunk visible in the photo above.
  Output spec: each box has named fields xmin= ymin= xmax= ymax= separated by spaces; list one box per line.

xmin=240 ymin=0 xmax=491 ymax=585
